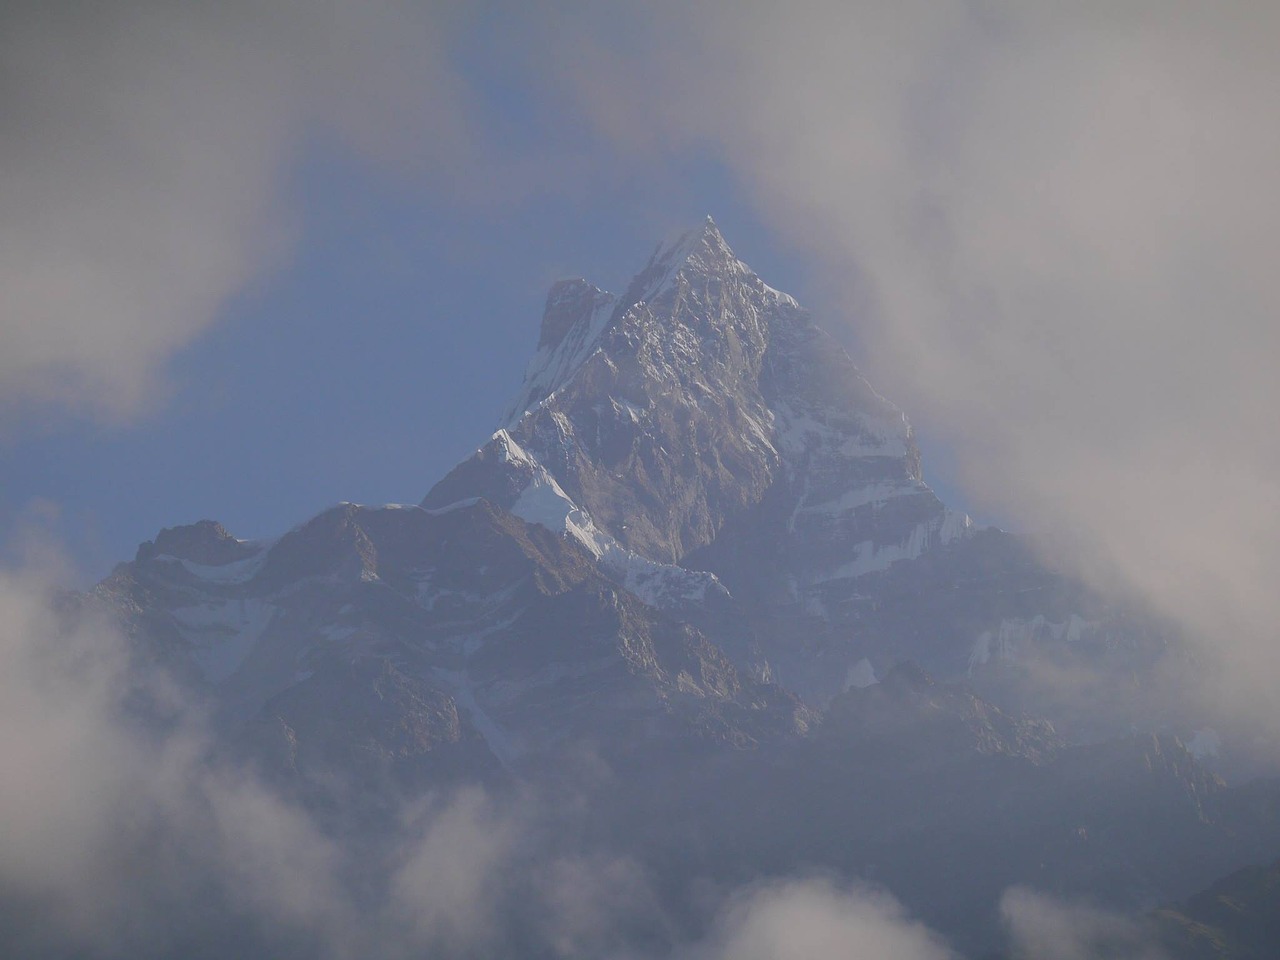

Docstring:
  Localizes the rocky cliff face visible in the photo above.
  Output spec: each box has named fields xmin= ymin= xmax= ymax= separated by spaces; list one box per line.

xmin=425 ymin=218 xmax=971 ymax=698
xmin=98 ymin=497 xmax=807 ymax=777
xmin=99 ymin=217 xmax=1187 ymax=741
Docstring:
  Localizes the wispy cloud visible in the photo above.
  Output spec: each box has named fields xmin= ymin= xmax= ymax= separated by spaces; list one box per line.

xmin=0 ymin=1 xmax=474 ymax=424
xmin=0 ymin=559 xmax=968 ymax=958
xmin=559 ymin=0 xmax=1280 ymax=744
xmin=0 ymin=557 xmax=525 ymax=957
xmin=679 ymin=877 xmax=954 ymax=960
xmin=1001 ymin=886 xmax=1168 ymax=960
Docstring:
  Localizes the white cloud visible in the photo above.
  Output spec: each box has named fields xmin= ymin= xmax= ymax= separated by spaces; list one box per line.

xmin=0 ymin=561 xmax=356 ymax=953
xmin=388 ymin=789 xmax=516 ymax=956
xmin=0 ymin=556 xmax=550 ymax=958
xmin=560 ymin=0 xmax=1280 ymax=745
xmin=681 ymin=877 xmax=953 ymax=960
xmin=0 ymin=1 xmax=473 ymax=423
xmin=1001 ymin=886 xmax=1168 ymax=960
xmin=0 ymin=555 xmax=679 ymax=958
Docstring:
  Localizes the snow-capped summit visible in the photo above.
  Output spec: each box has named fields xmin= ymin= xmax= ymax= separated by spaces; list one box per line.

xmin=427 ymin=218 xmax=971 ymax=696
xmin=618 ymin=216 xmax=764 ymax=309
xmin=504 ymin=216 xmax=768 ymax=428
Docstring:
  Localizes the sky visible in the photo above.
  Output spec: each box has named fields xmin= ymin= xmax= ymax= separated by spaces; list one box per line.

xmin=3 ymin=2 xmax=1279 ymax=737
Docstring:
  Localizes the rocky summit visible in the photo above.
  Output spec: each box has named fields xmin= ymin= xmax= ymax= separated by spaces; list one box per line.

xmin=426 ymin=218 xmax=972 ymax=699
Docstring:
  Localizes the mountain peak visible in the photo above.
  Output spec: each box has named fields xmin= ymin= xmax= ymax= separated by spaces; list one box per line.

xmin=538 ymin=277 xmax=612 ymax=351
xmin=652 ymin=214 xmax=723 ymax=261
xmin=445 ymin=214 xmax=965 ymax=609
xmin=504 ymin=216 xmax=749 ymax=427
xmin=625 ymin=216 xmax=744 ymax=306
xmin=136 ymin=519 xmax=256 ymax=565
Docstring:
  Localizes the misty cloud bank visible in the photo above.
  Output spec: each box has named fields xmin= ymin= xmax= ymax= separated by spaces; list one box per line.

xmin=1000 ymin=887 xmax=1169 ymax=960
xmin=0 ymin=1 xmax=472 ymax=423
xmin=0 ymin=562 xmax=966 ymax=958
xmin=4 ymin=558 xmax=1175 ymax=959
xmin=556 ymin=0 xmax=1280 ymax=747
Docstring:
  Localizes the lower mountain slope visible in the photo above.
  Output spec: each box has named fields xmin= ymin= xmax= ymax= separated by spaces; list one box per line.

xmin=570 ymin=664 xmax=1280 ymax=956
xmin=96 ymin=499 xmax=809 ymax=775
xmin=1155 ymin=857 xmax=1280 ymax=959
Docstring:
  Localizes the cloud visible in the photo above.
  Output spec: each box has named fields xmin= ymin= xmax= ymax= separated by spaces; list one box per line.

xmin=680 ymin=877 xmax=953 ymax=960
xmin=388 ymin=789 xmax=516 ymax=956
xmin=539 ymin=854 xmax=672 ymax=959
xmin=0 ymin=555 xmax=678 ymax=958
xmin=0 ymin=556 xmax=543 ymax=958
xmin=558 ymin=1 xmax=1280 ymax=744
xmin=0 ymin=1 xmax=474 ymax=424
xmin=0 ymin=560 xmax=356 ymax=954
xmin=1001 ymin=886 xmax=1168 ymax=960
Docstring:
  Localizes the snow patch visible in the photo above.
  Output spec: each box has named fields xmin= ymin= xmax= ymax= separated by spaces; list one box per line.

xmin=433 ymin=669 xmax=519 ymax=769
xmin=794 ymin=481 xmax=923 ymax=519
xmin=171 ymin=598 xmax=276 ymax=682
xmin=1186 ymin=728 xmax=1221 ymax=760
xmin=814 ymin=510 xmax=973 ymax=582
xmin=152 ymin=545 xmax=271 ymax=585
xmin=503 ymin=289 xmax=618 ymax=425
xmin=845 ymin=657 xmax=878 ymax=690
xmin=968 ymin=614 xmax=1103 ymax=675
xmin=773 ymin=400 xmax=908 ymax=460
xmin=422 ymin=497 xmax=481 ymax=516
xmin=503 ymin=439 xmax=725 ymax=608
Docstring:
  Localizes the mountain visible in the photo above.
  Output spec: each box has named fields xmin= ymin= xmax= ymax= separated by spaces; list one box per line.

xmin=75 ymin=217 xmax=1280 ymax=958
xmin=426 ymin=218 xmax=973 ymax=700
xmin=423 ymin=218 xmax=1186 ymax=728
xmin=100 ymin=216 xmax=1182 ymax=740
xmin=98 ymin=498 xmax=808 ymax=777
xmin=1155 ymin=857 xmax=1280 ymax=959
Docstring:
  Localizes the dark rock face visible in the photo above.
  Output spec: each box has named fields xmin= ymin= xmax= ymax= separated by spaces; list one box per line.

xmin=419 ymin=219 xmax=1186 ymax=718
xmin=572 ymin=662 xmax=1277 ymax=957
xmin=1156 ymin=857 xmax=1280 ymax=959
xmin=241 ymin=657 xmax=505 ymax=795
xmin=820 ymin=661 xmax=1064 ymax=766
xmin=137 ymin=519 xmax=258 ymax=566
xmin=425 ymin=219 xmax=970 ymax=700
xmin=101 ymin=496 xmax=807 ymax=780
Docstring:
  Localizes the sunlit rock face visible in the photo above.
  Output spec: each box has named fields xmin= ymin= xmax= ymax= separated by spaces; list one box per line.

xmin=426 ymin=218 xmax=970 ymax=699
xmin=100 ymin=496 xmax=808 ymax=781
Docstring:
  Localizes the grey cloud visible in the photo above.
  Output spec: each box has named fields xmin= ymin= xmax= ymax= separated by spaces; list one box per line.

xmin=387 ymin=789 xmax=516 ymax=956
xmin=1001 ymin=886 xmax=1168 ymax=960
xmin=0 ymin=563 xmax=353 ymax=953
xmin=558 ymin=1 xmax=1280 ymax=746
xmin=0 ymin=559 xmax=532 ymax=958
xmin=539 ymin=854 xmax=672 ymax=959
xmin=0 ymin=1 xmax=473 ymax=423
xmin=679 ymin=877 xmax=953 ymax=960
xmin=0 ymin=557 xmax=683 ymax=959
